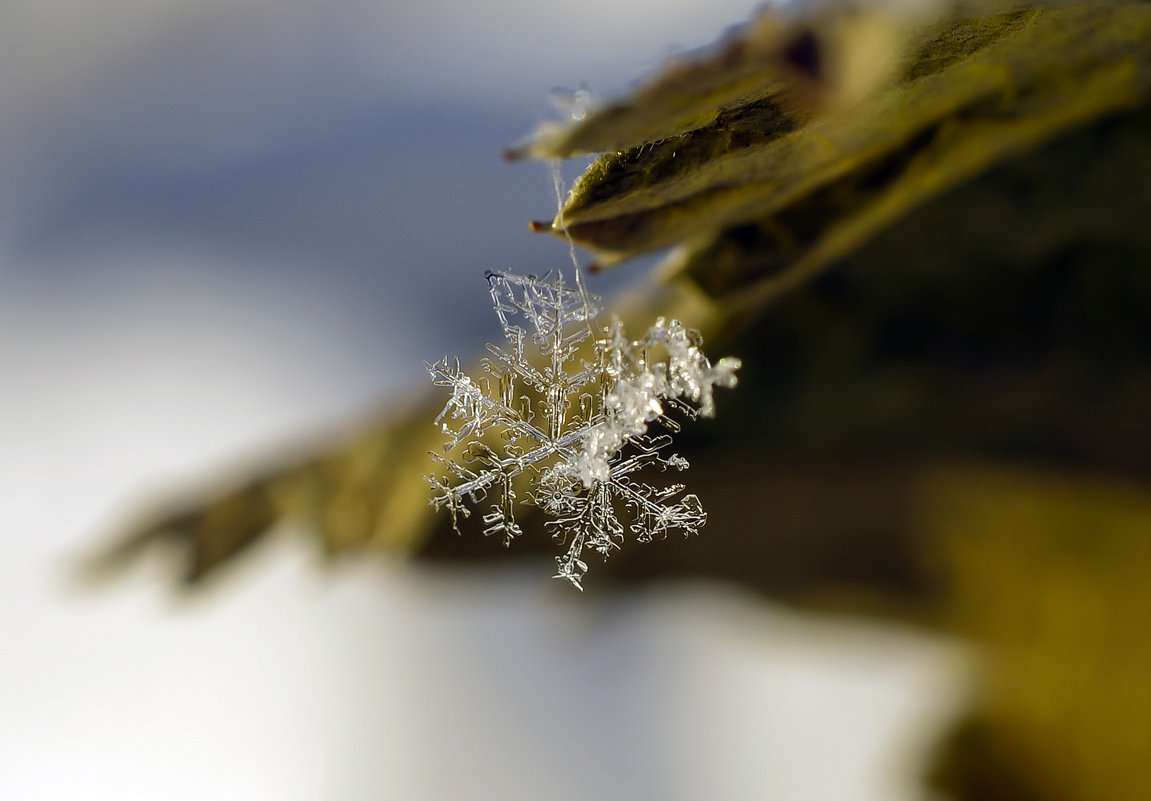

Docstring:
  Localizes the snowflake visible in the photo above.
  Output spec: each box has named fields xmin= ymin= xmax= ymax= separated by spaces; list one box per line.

xmin=425 ymin=270 xmax=740 ymax=589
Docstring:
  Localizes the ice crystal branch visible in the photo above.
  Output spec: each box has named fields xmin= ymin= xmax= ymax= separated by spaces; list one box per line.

xmin=426 ymin=270 xmax=739 ymax=589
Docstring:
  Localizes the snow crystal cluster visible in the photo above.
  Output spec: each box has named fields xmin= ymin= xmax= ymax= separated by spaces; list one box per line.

xmin=425 ymin=270 xmax=740 ymax=589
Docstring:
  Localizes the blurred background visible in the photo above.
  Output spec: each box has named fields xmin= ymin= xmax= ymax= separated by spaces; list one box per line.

xmin=0 ymin=1 xmax=972 ymax=798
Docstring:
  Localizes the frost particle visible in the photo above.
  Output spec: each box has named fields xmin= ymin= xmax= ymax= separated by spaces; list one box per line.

xmin=425 ymin=270 xmax=739 ymax=589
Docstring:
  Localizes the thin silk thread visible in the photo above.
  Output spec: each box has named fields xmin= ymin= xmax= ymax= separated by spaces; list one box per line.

xmin=550 ymin=161 xmax=590 ymax=306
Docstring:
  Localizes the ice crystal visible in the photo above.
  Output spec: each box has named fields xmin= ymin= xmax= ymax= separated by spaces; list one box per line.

xmin=425 ymin=270 xmax=740 ymax=589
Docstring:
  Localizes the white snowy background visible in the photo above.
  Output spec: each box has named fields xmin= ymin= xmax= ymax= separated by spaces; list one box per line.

xmin=0 ymin=1 xmax=970 ymax=799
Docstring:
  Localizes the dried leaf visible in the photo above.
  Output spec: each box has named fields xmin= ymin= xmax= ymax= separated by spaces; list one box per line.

xmin=87 ymin=5 xmax=1151 ymax=796
xmin=530 ymin=1 xmax=1151 ymax=296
